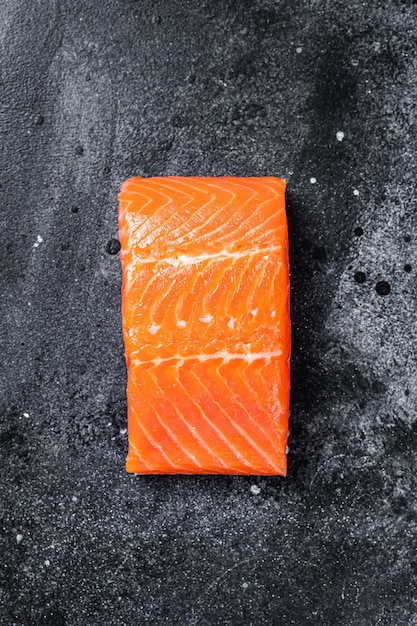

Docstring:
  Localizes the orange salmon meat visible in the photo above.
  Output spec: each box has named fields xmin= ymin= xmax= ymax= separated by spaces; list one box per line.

xmin=118 ymin=176 xmax=290 ymax=475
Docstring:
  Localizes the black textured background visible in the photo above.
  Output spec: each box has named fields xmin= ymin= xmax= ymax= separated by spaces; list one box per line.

xmin=1 ymin=1 xmax=416 ymax=625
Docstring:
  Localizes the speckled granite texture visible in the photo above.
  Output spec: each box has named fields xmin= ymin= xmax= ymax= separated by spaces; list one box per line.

xmin=1 ymin=1 xmax=416 ymax=625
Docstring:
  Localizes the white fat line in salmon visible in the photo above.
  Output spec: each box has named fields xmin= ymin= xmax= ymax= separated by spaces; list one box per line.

xmin=129 ymin=245 xmax=282 ymax=267
xmin=131 ymin=350 xmax=283 ymax=367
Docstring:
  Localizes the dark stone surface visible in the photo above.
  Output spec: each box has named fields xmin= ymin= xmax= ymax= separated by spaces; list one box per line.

xmin=1 ymin=1 xmax=416 ymax=624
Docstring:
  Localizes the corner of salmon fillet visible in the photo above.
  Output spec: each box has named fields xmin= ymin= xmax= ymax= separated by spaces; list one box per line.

xmin=119 ymin=176 xmax=144 ymax=195
xmin=270 ymin=177 xmax=286 ymax=192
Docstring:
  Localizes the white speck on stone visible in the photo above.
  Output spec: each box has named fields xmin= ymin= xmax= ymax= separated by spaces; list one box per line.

xmin=353 ymin=189 xmax=360 ymax=196
xmin=310 ymin=177 xmax=317 ymax=184
xmin=250 ymin=308 xmax=259 ymax=317
xmin=148 ymin=323 xmax=160 ymax=335
xmin=177 ymin=320 xmax=187 ymax=328
xmin=227 ymin=317 xmax=235 ymax=330
xmin=296 ymin=47 xmax=302 ymax=53
xmin=16 ymin=534 xmax=23 ymax=544
xmin=336 ymin=131 xmax=345 ymax=142
xmin=23 ymin=412 xmax=29 ymax=418
xmin=242 ymin=582 xmax=249 ymax=589
xmin=120 ymin=428 xmax=127 ymax=435
xmin=44 ymin=559 xmax=50 ymax=567
xmin=270 ymin=310 xmax=276 ymax=318
xmin=351 ymin=58 xmax=359 ymax=67
xmin=107 ymin=422 xmax=112 ymax=427
xmin=199 ymin=315 xmax=213 ymax=324
xmin=250 ymin=485 xmax=261 ymax=495
xmin=286 ymin=445 xmax=289 ymax=454
xmin=72 ymin=496 xmax=78 ymax=502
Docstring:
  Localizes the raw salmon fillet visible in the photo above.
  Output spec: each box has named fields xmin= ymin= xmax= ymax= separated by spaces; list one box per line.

xmin=118 ymin=176 xmax=290 ymax=475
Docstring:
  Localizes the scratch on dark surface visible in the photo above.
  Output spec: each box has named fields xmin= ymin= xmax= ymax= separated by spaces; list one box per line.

xmin=184 ymin=554 xmax=282 ymax=625
xmin=310 ymin=454 xmax=346 ymax=486
xmin=187 ymin=557 xmax=262 ymax=621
